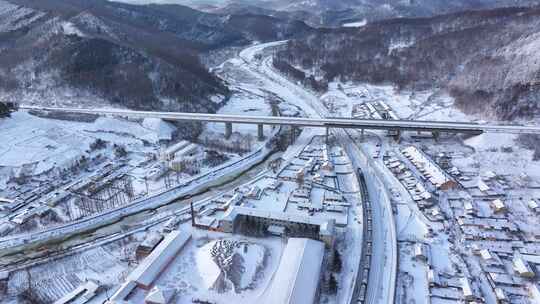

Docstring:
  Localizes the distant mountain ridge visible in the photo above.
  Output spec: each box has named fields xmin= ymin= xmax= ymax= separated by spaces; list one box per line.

xmin=307 ymin=0 xmax=538 ymax=27
xmin=134 ymin=0 xmax=540 ymax=26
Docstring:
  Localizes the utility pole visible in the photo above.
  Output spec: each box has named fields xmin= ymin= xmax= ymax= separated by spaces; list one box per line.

xmin=190 ymin=200 xmax=196 ymax=227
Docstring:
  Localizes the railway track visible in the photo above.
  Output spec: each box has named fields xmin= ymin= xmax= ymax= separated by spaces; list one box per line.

xmin=352 ymin=168 xmax=374 ymax=304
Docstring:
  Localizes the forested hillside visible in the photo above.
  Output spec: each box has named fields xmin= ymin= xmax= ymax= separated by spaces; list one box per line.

xmin=0 ymin=0 xmax=313 ymax=111
xmin=275 ymin=7 xmax=540 ymax=119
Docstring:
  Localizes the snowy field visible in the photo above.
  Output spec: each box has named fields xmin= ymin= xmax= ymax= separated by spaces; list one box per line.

xmin=0 ymin=112 xmax=164 ymax=188
xmin=0 ymin=112 xmax=161 ymax=170
xmin=203 ymin=90 xmax=273 ymax=137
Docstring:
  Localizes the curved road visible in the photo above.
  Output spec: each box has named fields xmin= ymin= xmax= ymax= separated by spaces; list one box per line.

xmin=238 ymin=41 xmax=397 ymax=304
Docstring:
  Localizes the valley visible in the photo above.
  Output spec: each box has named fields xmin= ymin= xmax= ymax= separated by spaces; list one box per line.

xmin=1 ymin=1 xmax=540 ymax=304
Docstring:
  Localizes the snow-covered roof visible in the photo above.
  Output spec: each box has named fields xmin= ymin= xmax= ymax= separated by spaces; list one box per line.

xmin=479 ymin=249 xmax=493 ymax=261
xmin=107 ymin=281 xmax=137 ymax=304
xmin=324 ymin=191 xmax=343 ymax=202
xmin=482 ymin=171 xmax=497 ymax=179
xmin=325 ymin=205 xmax=346 ymax=213
xmin=266 ymin=180 xmax=282 ymax=190
xmin=464 ymin=201 xmax=475 ymax=211
xmin=139 ymin=232 xmax=164 ymax=250
xmin=402 ymin=146 xmax=450 ymax=187
xmin=163 ymin=140 xmax=190 ymax=157
xmin=127 ymin=231 xmax=191 ymax=288
xmin=268 ymin=225 xmax=286 ymax=235
xmin=54 ymin=280 xmax=99 ymax=304
xmin=513 ymin=256 xmax=535 ymax=277
xmin=221 ymin=206 xmax=335 ymax=236
xmin=491 ymin=199 xmax=506 ymax=211
xmin=174 ymin=143 xmax=198 ymax=158
xmin=414 ymin=243 xmax=429 ymax=260
xmin=459 ymin=277 xmax=473 ymax=298
xmin=529 ymin=283 xmax=540 ymax=302
xmin=263 ymin=238 xmax=325 ymax=304
xmin=477 ymin=179 xmax=490 ymax=192
xmin=145 ymin=286 xmax=175 ymax=304
xmin=494 ymin=288 xmax=507 ymax=301
xmin=528 ymin=199 xmax=539 ymax=210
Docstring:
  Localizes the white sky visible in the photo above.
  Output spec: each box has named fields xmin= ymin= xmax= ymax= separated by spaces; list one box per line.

xmin=110 ymin=0 xmax=230 ymax=4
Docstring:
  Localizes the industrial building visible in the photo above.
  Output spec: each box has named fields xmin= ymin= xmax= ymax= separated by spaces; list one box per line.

xmin=262 ymin=238 xmax=325 ymax=304
xmin=106 ymin=231 xmax=190 ymax=304
xmin=136 ymin=232 xmax=164 ymax=260
xmin=218 ymin=206 xmax=335 ymax=246
xmin=127 ymin=231 xmax=190 ymax=289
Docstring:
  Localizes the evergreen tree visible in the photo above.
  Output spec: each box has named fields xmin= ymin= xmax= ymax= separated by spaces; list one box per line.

xmin=328 ymin=274 xmax=338 ymax=294
xmin=332 ymin=249 xmax=343 ymax=273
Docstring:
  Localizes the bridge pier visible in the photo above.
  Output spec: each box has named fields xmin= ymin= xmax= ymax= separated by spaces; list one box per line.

xmin=432 ymin=131 xmax=440 ymax=141
xmin=393 ymin=129 xmax=401 ymax=142
xmin=325 ymin=127 xmax=329 ymax=144
xmin=225 ymin=122 xmax=232 ymax=139
xmin=258 ymin=124 xmax=265 ymax=141
xmin=271 ymin=101 xmax=279 ymax=117
xmin=289 ymin=127 xmax=297 ymax=145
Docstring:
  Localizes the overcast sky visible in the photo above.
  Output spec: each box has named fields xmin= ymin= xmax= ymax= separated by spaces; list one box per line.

xmin=111 ymin=0 xmax=230 ymax=4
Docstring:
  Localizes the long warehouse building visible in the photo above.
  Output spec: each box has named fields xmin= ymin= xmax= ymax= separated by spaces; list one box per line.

xmin=262 ymin=238 xmax=325 ymax=304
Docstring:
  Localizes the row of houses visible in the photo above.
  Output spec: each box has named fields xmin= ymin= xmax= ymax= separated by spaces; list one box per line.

xmin=401 ymin=146 xmax=457 ymax=190
xmin=411 ymin=242 xmax=483 ymax=302
xmin=474 ymin=246 xmax=539 ymax=303
xmin=383 ymin=154 xmax=444 ymax=222
xmin=448 ymin=192 xmax=540 ymax=303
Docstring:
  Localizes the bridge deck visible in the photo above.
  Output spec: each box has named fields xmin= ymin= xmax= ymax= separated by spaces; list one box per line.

xmin=19 ymin=106 xmax=540 ymax=135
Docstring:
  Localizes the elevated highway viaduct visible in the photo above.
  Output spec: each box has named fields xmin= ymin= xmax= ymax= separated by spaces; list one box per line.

xmin=20 ymin=106 xmax=540 ymax=139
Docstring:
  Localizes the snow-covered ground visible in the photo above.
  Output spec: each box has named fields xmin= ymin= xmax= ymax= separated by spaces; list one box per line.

xmin=204 ymin=90 xmax=273 ymax=137
xmin=323 ymin=80 xmax=540 ymax=181
xmin=342 ymin=20 xmax=367 ymax=28
xmin=4 ymin=37 xmax=540 ymax=304
xmin=0 ymin=112 xmax=162 ymax=189
xmin=3 ymin=239 xmax=135 ymax=303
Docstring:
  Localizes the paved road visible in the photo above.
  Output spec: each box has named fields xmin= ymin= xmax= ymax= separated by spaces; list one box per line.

xmin=237 ymin=41 xmax=396 ymax=304
xmin=20 ymin=106 xmax=540 ymax=135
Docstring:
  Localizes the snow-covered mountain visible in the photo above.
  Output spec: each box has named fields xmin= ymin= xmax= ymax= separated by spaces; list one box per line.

xmin=113 ymin=0 xmax=540 ymax=26
xmin=0 ymin=0 xmax=312 ymax=110
xmin=276 ymin=6 xmax=540 ymax=120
